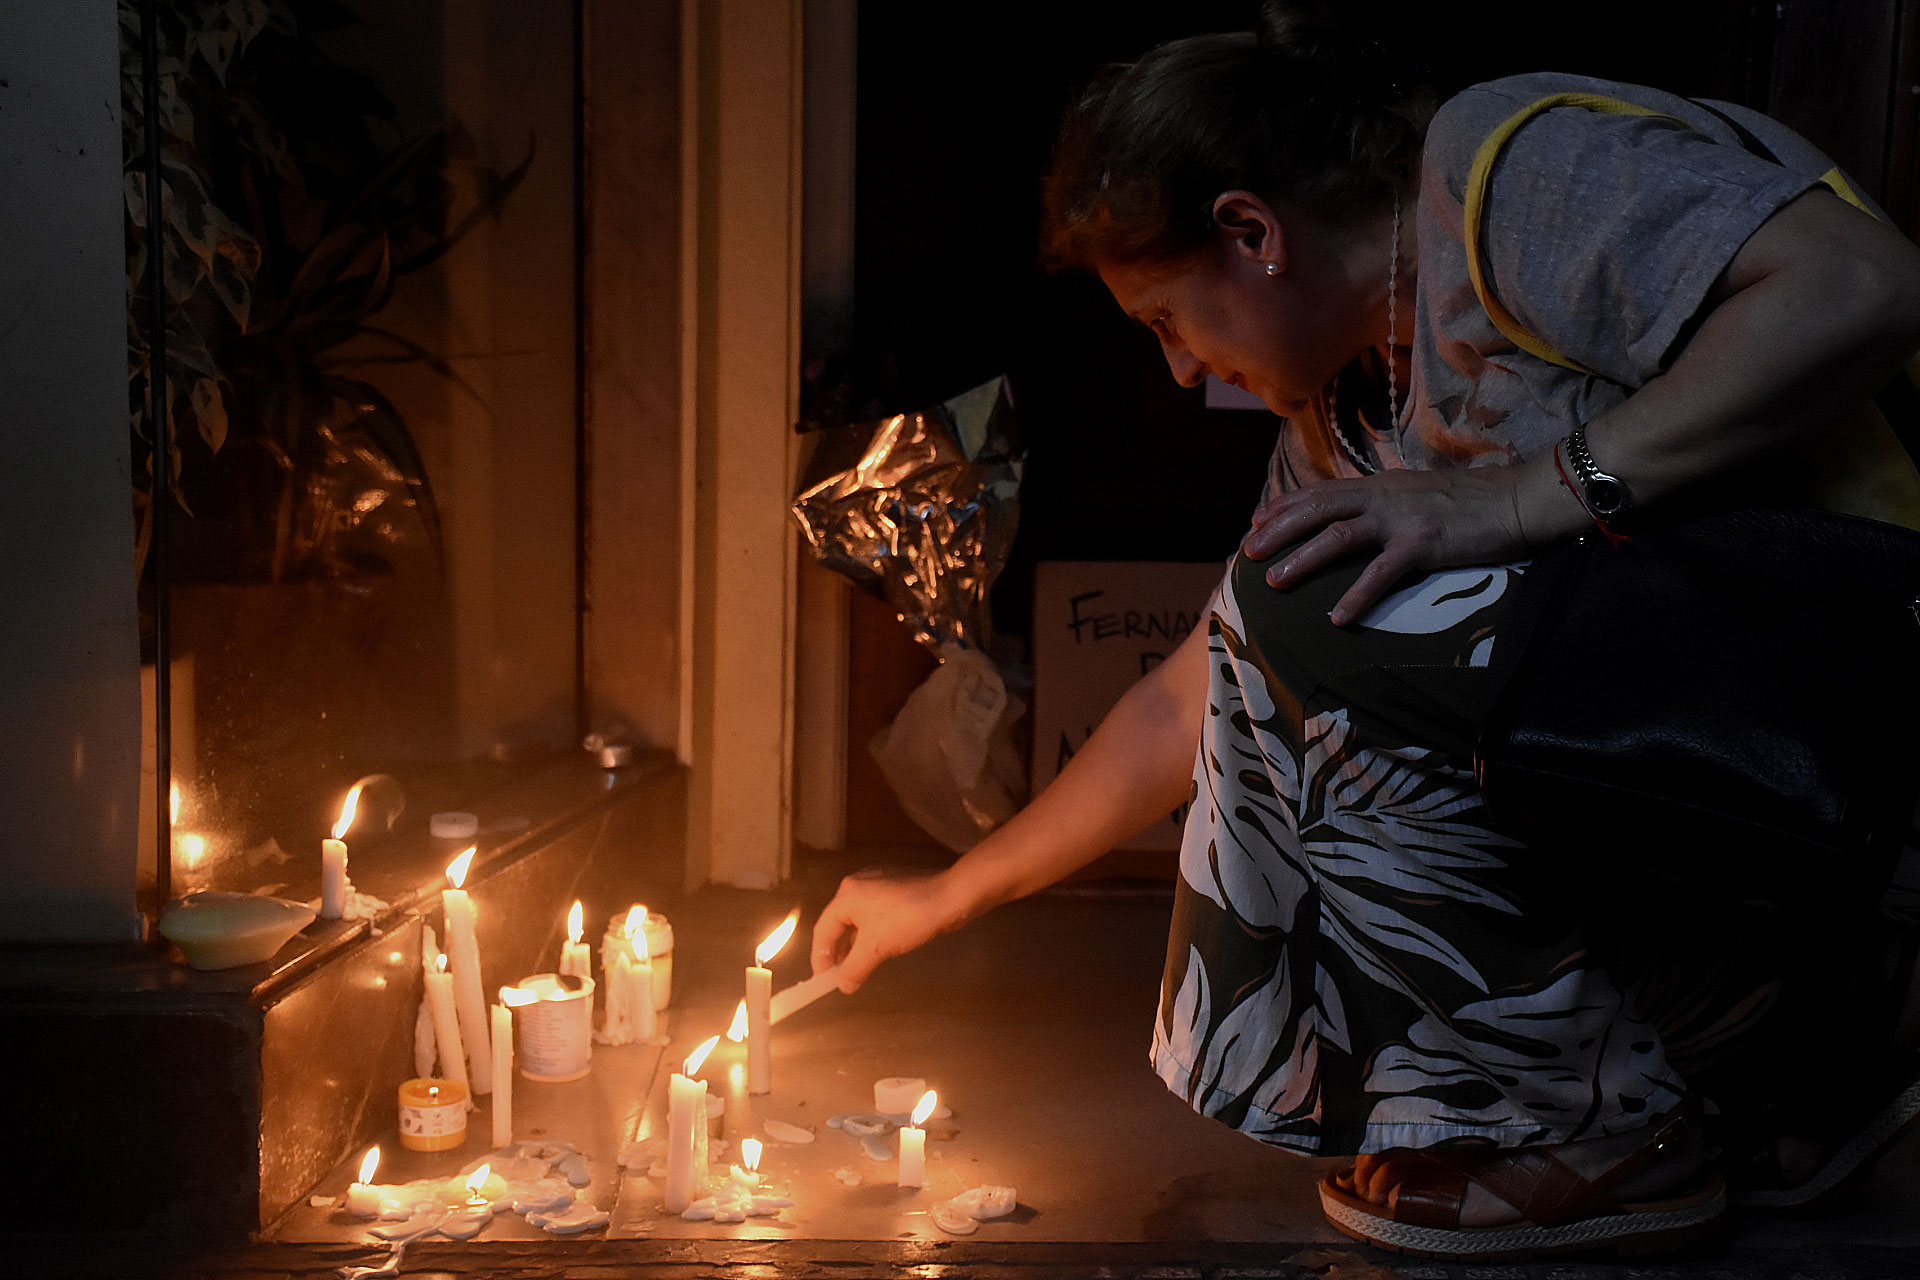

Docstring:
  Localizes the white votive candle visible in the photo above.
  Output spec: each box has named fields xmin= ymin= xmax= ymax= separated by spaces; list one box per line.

xmin=321 ymin=784 xmax=362 ymax=920
xmin=423 ymin=938 xmax=469 ymax=1090
xmin=441 ymin=848 xmax=493 ymax=1094
xmin=344 ymin=1145 xmax=382 ymax=1215
xmin=746 ymin=909 xmax=798 ymax=1096
xmin=898 ymin=1089 xmax=937 ymax=1188
xmin=666 ymin=1036 xmax=718 ymax=1214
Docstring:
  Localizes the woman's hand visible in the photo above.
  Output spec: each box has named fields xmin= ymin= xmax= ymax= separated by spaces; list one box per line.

xmin=1244 ymin=464 xmax=1550 ymax=624
xmin=809 ymin=868 xmax=970 ymax=994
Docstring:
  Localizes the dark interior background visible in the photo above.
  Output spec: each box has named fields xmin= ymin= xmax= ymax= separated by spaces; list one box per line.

xmin=847 ymin=0 xmax=1907 ymax=627
xmin=834 ymin=0 xmax=1920 ymax=845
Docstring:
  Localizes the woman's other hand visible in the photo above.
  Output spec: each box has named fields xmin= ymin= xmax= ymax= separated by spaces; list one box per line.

xmin=809 ymin=868 xmax=967 ymax=994
xmin=1244 ymin=464 xmax=1557 ymax=624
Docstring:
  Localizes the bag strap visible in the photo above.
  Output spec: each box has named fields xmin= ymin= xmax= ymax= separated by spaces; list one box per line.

xmin=1463 ymin=92 xmax=1874 ymax=375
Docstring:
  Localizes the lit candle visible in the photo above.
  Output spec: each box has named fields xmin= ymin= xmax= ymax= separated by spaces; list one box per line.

xmin=601 ymin=906 xmax=674 ymax=1010
xmin=666 ymin=1035 xmax=718 ymax=1214
xmin=746 ymin=909 xmax=798 ymax=1095
xmin=344 ymin=1145 xmax=382 ymax=1216
xmin=441 ymin=848 xmax=493 ymax=1094
xmin=492 ymin=989 xmax=516 ymax=1149
xmin=321 ymin=784 xmax=361 ymax=920
xmin=898 ymin=1089 xmax=936 ymax=1188
xmin=730 ymin=1136 xmax=763 ymax=1187
xmin=558 ymin=900 xmax=592 ymax=979
xmin=422 ymin=934 xmax=469 ymax=1091
xmin=630 ymin=911 xmax=656 ymax=1041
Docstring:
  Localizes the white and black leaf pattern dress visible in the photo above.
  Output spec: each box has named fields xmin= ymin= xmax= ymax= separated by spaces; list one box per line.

xmin=1149 ymin=547 xmax=1694 ymax=1156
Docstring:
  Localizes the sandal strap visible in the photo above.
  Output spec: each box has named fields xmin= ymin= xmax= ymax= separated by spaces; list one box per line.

xmin=1385 ymin=1109 xmax=1698 ymax=1230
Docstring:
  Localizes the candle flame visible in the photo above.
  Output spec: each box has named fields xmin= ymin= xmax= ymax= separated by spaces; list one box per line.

xmin=741 ymin=1137 xmax=762 ymax=1172
xmin=623 ymin=905 xmax=647 ymax=938
xmin=566 ymin=900 xmax=583 ymax=945
xmin=910 ymin=1089 xmax=938 ymax=1127
xmin=332 ymin=784 xmax=363 ymax=841
xmin=726 ymin=999 xmax=748 ymax=1042
xmin=501 ymin=985 xmax=538 ymax=1008
xmin=685 ymin=1034 xmax=720 ymax=1076
xmin=178 ymin=833 xmax=207 ymax=869
xmin=755 ymin=908 xmax=800 ymax=967
xmin=169 ymin=780 xmax=181 ymax=824
xmin=446 ymin=847 xmax=476 ymax=889
xmin=357 ymin=1146 xmax=380 ymax=1184
xmin=465 ymin=1164 xmax=490 ymax=1195
xmin=436 ymin=952 xmax=449 ymax=973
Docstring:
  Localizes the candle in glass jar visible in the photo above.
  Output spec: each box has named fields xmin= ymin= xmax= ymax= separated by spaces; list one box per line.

xmin=665 ymin=1035 xmax=718 ymax=1214
xmin=602 ymin=906 xmax=673 ymax=1010
xmin=441 ymin=848 xmax=493 ymax=1094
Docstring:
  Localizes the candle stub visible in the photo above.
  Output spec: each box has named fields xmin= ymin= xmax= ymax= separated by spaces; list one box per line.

xmin=398 ymin=1077 xmax=469 ymax=1151
xmin=873 ymin=1076 xmax=927 ymax=1114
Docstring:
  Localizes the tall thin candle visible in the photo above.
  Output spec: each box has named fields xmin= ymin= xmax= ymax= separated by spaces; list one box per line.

xmin=746 ymin=910 xmax=798 ymax=1096
xmin=491 ymin=989 xmax=519 ymax=1149
xmin=422 ymin=929 xmax=468 ymax=1090
xmin=441 ymin=848 xmax=492 ymax=1094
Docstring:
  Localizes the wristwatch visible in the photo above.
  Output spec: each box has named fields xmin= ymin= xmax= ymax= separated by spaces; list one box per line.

xmin=1562 ymin=426 xmax=1632 ymax=520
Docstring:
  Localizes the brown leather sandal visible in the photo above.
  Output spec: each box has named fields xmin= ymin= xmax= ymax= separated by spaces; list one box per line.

xmin=1317 ymin=1111 xmax=1726 ymax=1262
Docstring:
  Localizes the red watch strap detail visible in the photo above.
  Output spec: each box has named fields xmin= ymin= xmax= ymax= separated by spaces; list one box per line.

xmin=1554 ymin=441 xmax=1633 ymax=546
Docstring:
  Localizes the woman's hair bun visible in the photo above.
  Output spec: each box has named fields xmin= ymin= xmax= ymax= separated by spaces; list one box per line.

xmin=1256 ymin=0 xmax=1405 ymax=102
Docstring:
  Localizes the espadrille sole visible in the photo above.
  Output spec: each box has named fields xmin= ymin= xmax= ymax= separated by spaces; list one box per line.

xmin=1318 ymin=1170 xmax=1727 ymax=1262
xmin=1732 ymin=1075 xmax=1920 ymax=1210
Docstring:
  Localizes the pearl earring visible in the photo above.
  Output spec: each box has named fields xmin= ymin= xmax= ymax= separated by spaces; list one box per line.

xmin=1264 ymin=262 xmax=1279 ymax=277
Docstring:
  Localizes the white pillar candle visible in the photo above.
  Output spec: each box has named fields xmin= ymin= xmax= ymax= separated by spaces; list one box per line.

xmin=320 ymin=839 xmax=348 ymax=920
xmin=666 ymin=1036 xmax=719 ymax=1215
xmin=424 ymin=952 xmax=469 ymax=1090
xmin=559 ymin=900 xmax=592 ymax=979
xmin=746 ymin=966 xmax=772 ymax=1094
xmin=898 ymin=1089 xmax=937 ymax=1188
xmin=345 ymin=1146 xmax=382 ymax=1215
xmin=604 ymin=951 xmax=633 ymax=1042
xmin=321 ymin=784 xmax=362 ymax=920
xmin=745 ymin=909 xmax=798 ymax=1096
xmin=491 ymin=996 xmax=514 ymax=1149
xmin=441 ymin=848 xmax=493 ymax=1094
xmin=632 ymin=951 xmax=656 ymax=1042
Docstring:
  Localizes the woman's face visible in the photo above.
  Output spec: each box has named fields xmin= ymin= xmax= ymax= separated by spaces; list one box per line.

xmin=1096 ymin=202 xmax=1368 ymax=417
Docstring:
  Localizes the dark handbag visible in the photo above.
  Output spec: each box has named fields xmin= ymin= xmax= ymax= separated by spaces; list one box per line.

xmin=1474 ymin=507 xmax=1920 ymax=896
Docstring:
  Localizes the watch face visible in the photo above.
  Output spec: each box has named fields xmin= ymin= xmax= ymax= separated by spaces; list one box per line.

xmin=1586 ymin=476 xmax=1629 ymax=516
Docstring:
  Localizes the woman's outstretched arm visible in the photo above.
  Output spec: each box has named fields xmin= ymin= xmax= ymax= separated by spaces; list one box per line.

xmin=809 ymin=613 xmax=1212 ymax=991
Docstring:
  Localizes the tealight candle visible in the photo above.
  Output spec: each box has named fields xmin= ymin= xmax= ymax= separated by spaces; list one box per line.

xmin=397 ymin=1077 xmax=468 ymax=1152
xmin=666 ymin=1035 xmax=718 ymax=1214
xmin=441 ymin=848 xmax=493 ymax=1094
xmin=320 ymin=785 xmax=360 ymax=920
xmin=746 ymin=909 xmax=798 ymax=1095
xmin=898 ymin=1089 xmax=936 ymax=1188
xmin=344 ymin=1145 xmax=382 ymax=1216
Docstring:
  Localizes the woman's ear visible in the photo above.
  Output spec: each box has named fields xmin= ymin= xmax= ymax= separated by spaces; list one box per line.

xmin=1213 ymin=190 xmax=1285 ymax=275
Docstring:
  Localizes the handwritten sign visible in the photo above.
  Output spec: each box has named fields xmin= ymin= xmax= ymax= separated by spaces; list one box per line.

xmin=1031 ymin=561 xmax=1225 ymax=854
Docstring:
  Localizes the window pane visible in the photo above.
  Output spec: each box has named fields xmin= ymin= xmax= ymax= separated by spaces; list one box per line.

xmin=133 ymin=1 xmax=578 ymax=899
